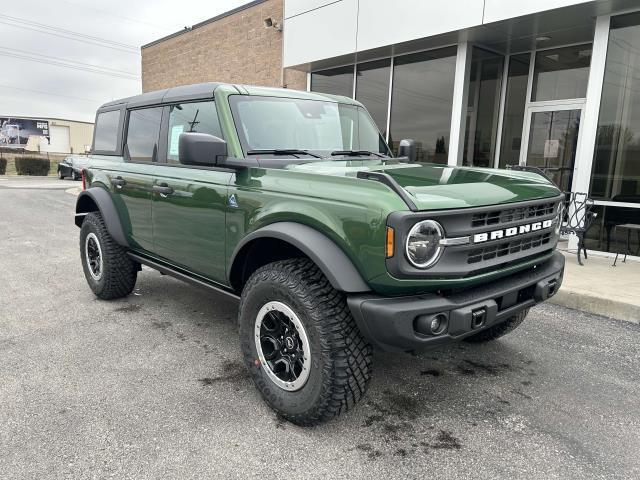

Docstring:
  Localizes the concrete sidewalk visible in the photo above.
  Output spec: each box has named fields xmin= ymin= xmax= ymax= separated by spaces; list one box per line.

xmin=550 ymin=248 xmax=640 ymax=323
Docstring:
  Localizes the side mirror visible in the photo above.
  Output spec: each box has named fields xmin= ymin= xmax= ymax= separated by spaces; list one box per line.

xmin=179 ymin=132 xmax=227 ymax=166
xmin=398 ymin=139 xmax=418 ymax=163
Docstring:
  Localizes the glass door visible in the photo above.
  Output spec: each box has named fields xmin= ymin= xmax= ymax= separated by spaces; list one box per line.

xmin=520 ymin=103 xmax=585 ymax=192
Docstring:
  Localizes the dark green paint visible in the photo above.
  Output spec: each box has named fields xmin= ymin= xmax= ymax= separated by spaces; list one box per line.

xmin=83 ymin=85 xmax=561 ymax=296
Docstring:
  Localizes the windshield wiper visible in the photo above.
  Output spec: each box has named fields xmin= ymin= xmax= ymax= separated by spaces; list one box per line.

xmin=246 ymin=149 xmax=321 ymax=158
xmin=330 ymin=150 xmax=384 ymax=158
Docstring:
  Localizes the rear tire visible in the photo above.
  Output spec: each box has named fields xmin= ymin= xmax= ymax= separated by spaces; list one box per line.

xmin=80 ymin=212 xmax=137 ymax=300
xmin=463 ymin=308 xmax=530 ymax=343
xmin=58 ymin=169 xmax=64 ymax=180
xmin=71 ymin=170 xmax=79 ymax=181
xmin=239 ymin=258 xmax=372 ymax=426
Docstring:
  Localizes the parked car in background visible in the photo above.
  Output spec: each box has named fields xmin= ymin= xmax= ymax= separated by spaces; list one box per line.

xmin=57 ymin=155 xmax=88 ymax=180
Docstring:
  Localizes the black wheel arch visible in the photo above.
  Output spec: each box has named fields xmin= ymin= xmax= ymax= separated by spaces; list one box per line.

xmin=75 ymin=187 xmax=128 ymax=247
xmin=229 ymin=222 xmax=371 ymax=294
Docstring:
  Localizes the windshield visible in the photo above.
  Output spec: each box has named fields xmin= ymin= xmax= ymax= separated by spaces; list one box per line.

xmin=229 ymin=95 xmax=391 ymax=158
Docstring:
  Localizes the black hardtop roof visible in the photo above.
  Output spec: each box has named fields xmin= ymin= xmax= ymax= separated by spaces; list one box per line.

xmin=99 ymin=82 xmax=223 ymax=111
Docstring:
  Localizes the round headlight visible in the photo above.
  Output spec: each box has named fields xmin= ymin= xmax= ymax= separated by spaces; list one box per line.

xmin=405 ymin=220 xmax=444 ymax=268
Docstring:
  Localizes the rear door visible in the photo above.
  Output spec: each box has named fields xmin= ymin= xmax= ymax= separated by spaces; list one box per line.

xmin=151 ymin=100 xmax=232 ymax=284
xmin=110 ymin=107 xmax=163 ymax=252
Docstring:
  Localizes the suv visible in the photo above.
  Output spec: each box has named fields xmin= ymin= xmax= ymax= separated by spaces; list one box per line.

xmin=75 ymin=83 xmax=564 ymax=426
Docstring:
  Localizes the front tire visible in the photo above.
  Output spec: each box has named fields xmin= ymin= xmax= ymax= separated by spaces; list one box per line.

xmin=58 ymin=169 xmax=64 ymax=180
xmin=239 ymin=259 xmax=372 ymax=426
xmin=464 ymin=308 xmax=530 ymax=343
xmin=79 ymin=212 xmax=137 ymax=300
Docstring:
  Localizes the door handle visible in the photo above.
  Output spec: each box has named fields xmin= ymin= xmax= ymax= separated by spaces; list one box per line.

xmin=153 ymin=183 xmax=174 ymax=197
xmin=112 ymin=177 xmax=126 ymax=189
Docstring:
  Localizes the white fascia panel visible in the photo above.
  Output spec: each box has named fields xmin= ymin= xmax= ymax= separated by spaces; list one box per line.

xmin=356 ymin=0 xmax=484 ymax=52
xmin=285 ymin=0 xmax=341 ymax=19
xmin=283 ymin=0 xmax=358 ymax=67
xmin=483 ymin=0 xmax=594 ymax=24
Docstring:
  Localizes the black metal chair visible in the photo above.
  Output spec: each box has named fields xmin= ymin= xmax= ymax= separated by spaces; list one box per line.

xmin=560 ymin=192 xmax=598 ymax=266
xmin=612 ymin=223 xmax=640 ymax=266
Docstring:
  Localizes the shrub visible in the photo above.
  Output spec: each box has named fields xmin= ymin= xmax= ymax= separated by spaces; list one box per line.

xmin=0 ymin=157 xmax=6 ymax=175
xmin=15 ymin=156 xmax=50 ymax=176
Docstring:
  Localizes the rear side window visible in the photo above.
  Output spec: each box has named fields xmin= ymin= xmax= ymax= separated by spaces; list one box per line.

xmin=93 ymin=110 xmax=121 ymax=153
xmin=125 ymin=107 xmax=163 ymax=162
xmin=166 ymin=101 xmax=223 ymax=163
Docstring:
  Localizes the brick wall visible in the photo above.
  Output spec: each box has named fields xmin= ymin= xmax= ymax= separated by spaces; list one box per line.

xmin=141 ymin=0 xmax=306 ymax=93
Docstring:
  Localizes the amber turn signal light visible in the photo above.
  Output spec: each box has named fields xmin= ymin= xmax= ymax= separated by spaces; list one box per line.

xmin=386 ymin=226 xmax=395 ymax=258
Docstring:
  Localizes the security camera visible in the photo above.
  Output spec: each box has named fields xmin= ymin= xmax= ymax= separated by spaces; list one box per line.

xmin=263 ymin=17 xmax=282 ymax=31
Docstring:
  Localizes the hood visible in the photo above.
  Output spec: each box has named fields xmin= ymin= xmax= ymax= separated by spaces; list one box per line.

xmin=288 ymin=160 xmax=561 ymax=210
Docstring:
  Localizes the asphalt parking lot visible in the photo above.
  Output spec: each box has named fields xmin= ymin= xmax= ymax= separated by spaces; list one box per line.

xmin=1 ymin=178 xmax=639 ymax=480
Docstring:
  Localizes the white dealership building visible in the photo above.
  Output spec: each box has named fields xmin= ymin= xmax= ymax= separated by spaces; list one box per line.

xmin=283 ymin=0 xmax=640 ymax=254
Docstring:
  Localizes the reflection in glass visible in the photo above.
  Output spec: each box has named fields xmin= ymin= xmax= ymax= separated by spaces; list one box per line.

xmin=93 ymin=110 xmax=121 ymax=152
xmin=499 ymin=53 xmax=530 ymax=168
xmin=590 ymin=12 xmax=640 ymax=206
xmin=355 ymin=59 xmax=391 ymax=136
xmin=311 ymin=66 xmax=354 ymax=98
xmin=126 ymin=108 xmax=163 ymax=162
xmin=584 ymin=205 xmax=640 ymax=254
xmin=167 ymin=101 xmax=223 ymax=163
xmin=532 ymin=44 xmax=591 ymax=101
xmin=389 ymin=47 xmax=457 ymax=164
xmin=526 ymin=110 xmax=580 ymax=192
xmin=463 ymin=48 xmax=504 ymax=167
xmin=228 ymin=96 xmax=389 ymax=156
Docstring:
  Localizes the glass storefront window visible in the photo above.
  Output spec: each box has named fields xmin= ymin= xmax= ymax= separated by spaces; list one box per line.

xmin=526 ymin=109 xmax=580 ymax=192
xmin=389 ymin=46 xmax=457 ymax=163
xmin=355 ymin=59 xmax=391 ymax=137
xmin=463 ymin=48 xmax=504 ymax=168
xmin=310 ymin=66 xmax=354 ymax=98
xmin=584 ymin=205 xmax=640 ymax=254
xmin=532 ymin=44 xmax=592 ymax=101
xmin=499 ymin=53 xmax=530 ymax=168
xmin=590 ymin=12 xmax=640 ymax=205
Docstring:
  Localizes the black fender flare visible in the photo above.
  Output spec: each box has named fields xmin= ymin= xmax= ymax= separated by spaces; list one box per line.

xmin=229 ymin=222 xmax=371 ymax=293
xmin=75 ymin=187 xmax=128 ymax=247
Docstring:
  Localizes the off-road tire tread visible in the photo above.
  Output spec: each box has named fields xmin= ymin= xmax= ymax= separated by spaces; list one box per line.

xmin=81 ymin=212 xmax=137 ymax=300
xmin=463 ymin=308 xmax=530 ymax=343
xmin=240 ymin=258 xmax=372 ymax=426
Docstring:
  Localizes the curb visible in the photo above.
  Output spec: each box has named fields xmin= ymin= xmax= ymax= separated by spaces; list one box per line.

xmin=549 ymin=289 xmax=640 ymax=324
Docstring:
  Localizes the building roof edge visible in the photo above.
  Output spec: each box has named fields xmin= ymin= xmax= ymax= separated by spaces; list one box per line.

xmin=141 ymin=0 xmax=268 ymax=49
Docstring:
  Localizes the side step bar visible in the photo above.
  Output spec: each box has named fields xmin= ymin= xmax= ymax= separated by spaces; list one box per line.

xmin=127 ymin=252 xmax=240 ymax=302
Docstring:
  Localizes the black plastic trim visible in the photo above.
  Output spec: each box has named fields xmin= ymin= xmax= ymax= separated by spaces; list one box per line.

xmin=74 ymin=188 xmax=128 ymax=247
xmin=128 ymin=252 xmax=239 ymax=301
xmin=229 ymin=222 xmax=371 ymax=293
xmin=356 ymin=170 xmax=418 ymax=211
xmin=348 ymin=251 xmax=565 ymax=352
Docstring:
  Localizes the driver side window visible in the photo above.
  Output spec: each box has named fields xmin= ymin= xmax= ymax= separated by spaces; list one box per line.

xmin=166 ymin=101 xmax=223 ymax=164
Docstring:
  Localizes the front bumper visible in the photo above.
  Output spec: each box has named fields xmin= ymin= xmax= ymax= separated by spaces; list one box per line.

xmin=347 ymin=251 xmax=565 ymax=352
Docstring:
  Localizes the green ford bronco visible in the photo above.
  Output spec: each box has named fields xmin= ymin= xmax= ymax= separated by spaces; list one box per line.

xmin=75 ymin=82 xmax=564 ymax=425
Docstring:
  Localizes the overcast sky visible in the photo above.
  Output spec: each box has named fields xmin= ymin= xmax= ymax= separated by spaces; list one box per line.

xmin=1 ymin=0 xmax=249 ymax=123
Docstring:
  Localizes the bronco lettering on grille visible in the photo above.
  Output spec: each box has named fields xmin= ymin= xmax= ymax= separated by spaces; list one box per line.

xmin=473 ymin=219 xmax=554 ymax=243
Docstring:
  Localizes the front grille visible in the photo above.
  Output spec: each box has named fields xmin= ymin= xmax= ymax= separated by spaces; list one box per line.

xmin=385 ymin=194 xmax=563 ymax=280
xmin=471 ymin=202 xmax=555 ymax=228
xmin=467 ymin=232 xmax=552 ymax=264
